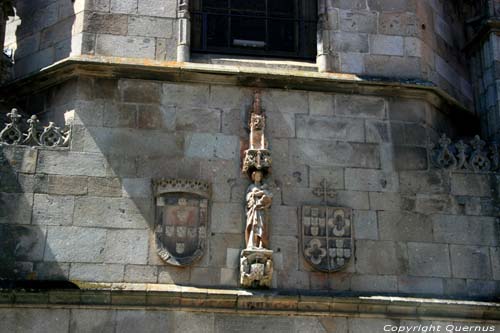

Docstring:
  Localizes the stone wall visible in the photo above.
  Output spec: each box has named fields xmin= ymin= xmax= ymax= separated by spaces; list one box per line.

xmin=1 ymin=77 xmax=498 ymax=299
xmin=0 ymin=307 xmax=498 ymax=333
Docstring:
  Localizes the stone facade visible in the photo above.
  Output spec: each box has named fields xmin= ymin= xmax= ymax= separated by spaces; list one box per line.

xmin=1 ymin=0 xmax=499 ymax=331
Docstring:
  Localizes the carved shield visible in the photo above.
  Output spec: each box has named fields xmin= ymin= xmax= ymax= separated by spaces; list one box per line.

xmin=153 ymin=179 xmax=211 ymax=266
xmin=301 ymin=205 xmax=353 ymax=272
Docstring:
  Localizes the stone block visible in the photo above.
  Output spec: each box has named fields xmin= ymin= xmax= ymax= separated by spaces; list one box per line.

xmin=220 ymin=108 xmax=246 ymax=136
xmin=330 ymin=32 xmax=369 ymax=53
xmin=74 ymin=197 xmax=151 ymax=229
xmin=128 ymin=16 xmax=174 ymax=38
xmin=173 ymin=311 xmax=214 ymax=333
xmin=162 ymin=83 xmax=210 ymax=108
xmin=296 ymin=115 xmax=365 ymax=142
xmin=119 ymin=80 xmax=161 ymax=104
xmin=336 ymin=95 xmax=386 ymax=119
xmin=379 ymin=12 xmax=418 ymax=36
xmin=37 ymin=151 xmax=107 ymax=177
xmin=351 ymin=274 xmax=398 ymax=293
xmin=104 ymin=229 xmax=149 ymax=264
xmin=32 ymin=194 xmax=75 ymax=226
xmin=103 ymin=103 xmax=137 ymax=128
xmin=216 ymin=314 xmax=294 ymax=332
xmin=69 ymin=309 xmax=116 ymax=333
xmin=110 ymin=0 xmax=137 ymax=14
xmin=398 ymin=276 xmax=444 ymax=295
xmin=270 ymin=205 xmax=299 ymax=238
xmin=88 ymin=177 xmax=122 ymax=197
xmin=209 ymin=233 xmax=243 ymax=268
xmin=157 ymin=266 xmax=191 ymax=284
xmin=309 ymin=167 xmax=344 ymax=190
xmin=368 ymin=192 xmax=402 ymax=211
xmin=266 ymin=110 xmax=296 ymax=138
xmin=261 ymin=89 xmax=309 ymax=114
xmin=0 ymin=192 xmax=33 ymax=224
xmin=451 ymin=173 xmax=492 ymax=197
xmin=367 ymin=0 xmax=416 ymax=11
xmin=14 ymin=47 xmax=55 ymax=78
xmin=83 ymin=12 xmax=128 ymax=35
xmin=450 ymin=245 xmax=492 ymax=279
xmin=190 ymin=267 xmax=220 ymax=286
xmin=336 ymin=191 xmax=370 ymax=210
xmin=340 ymin=52 xmax=365 ymax=74
xmin=466 ymin=280 xmax=498 ymax=298
xmin=393 ymin=146 xmax=428 ymax=171
xmin=365 ymin=120 xmax=390 ymax=143
xmin=345 ymin=168 xmax=399 ymax=192
xmin=405 ymin=37 xmax=422 ymax=57
xmin=443 ymin=279 xmax=468 ymax=298
xmin=85 ymin=0 xmax=111 ymax=11
xmin=124 ymin=265 xmax=158 ymax=283
xmin=339 ymin=10 xmax=377 ymax=33
xmin=44 ymin=226 xmax=107 ymax=262
xmin=370 ymin=35 xmax=404 ymax=56
xmin=96 ymin=34 xmax=155 ymax=59
xmin=353 ymin=210 xmax=378 ymax=240
xmin=0 ymin=309 xmax=69 ymax=333
xmin=114 ymin=310 xmax=173 ymax=333
xmin=378 ymin=211 xmax=433 ymax=242
xmin=211 ymin=203 xmax=244 ymax=234
xmin=400 ymin=170 xmax=449 ymax=194
xmin=122 ymin=178 xmax=152 ymax=198
xmin=364 ymin=55 xmax=421 ymax=78
xmin=290 ymin=140 xmax=380 ymax=169
xmin=138 ymin=0 xmax=177 ymax=17
xmin=175 ymin=107 xmax=221 ymax=132
xmin=350 ymin=318 xmax=400 ymax=333
xmin=70 ymin=263 xmax=124 ymax=282
xmin=491 ymin=248 xmax=500 ymax=280
xmin=0 ymin=225 xmax=46 ymax=263
xmin=33 ymin=262 xmax=70 ymax=280
xmin=388 ymin=99 xmax=429 ymax=123
xmin=432 ymin=215 xmax=498 ymax=246
xmin=355 ymin=240 xmax=408 ymax=275
xmin=45 ymin=175 xmax=88 ymax=195
xmin=0 ymin=146 xmax=38 ymax=174
xmin=408 ymin=242 xmax=451 ymax=277
xmin=308 ymin=92 xmax=335 ymax=116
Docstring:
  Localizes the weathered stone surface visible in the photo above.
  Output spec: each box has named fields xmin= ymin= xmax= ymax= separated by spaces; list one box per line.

xmin=157 ymin=266 xmax=191 ymax=284
xmin=37 ymin=151 xmax=107 ymax=177
xmin=351 ymin=274 xmax=398 ymax=293
xmin=491 ymin=247 xmax=500 ymax=280
xmin=96 ymin=34 xmax=155 ymax=59
xmin=128 ymin=16 xmax=174 ymax=38
xmin=336 ymin=191 xmax=370 ymax=210
xmin=388 ymin=99 xmax=429 ymax=123
xmin=122 ymin=178 xmax=151 ymax=198
xmin=185 ymin=133 xmax=238 ymax=160
xmin=450 ymin=245 xmax=492 ymax=279
xmin=296 ymin=115 xmax=365 ymax=142
xmin=290 ymin=140 xmax=380 ymax=168
xmin=0 ymin=146 xmax=38 ymax=174
xmin=466 ymin=280 xmax=498 ymax=298
xmin=378 ymin=211 xmax=433 ymax=242
xmin=408 ymin=242 xmax=451 ymax=277
xmin=368 ymin=192 xmax=401 ymax=211
xmin=70 ymin=263 xmax=124 ymax=282
xmin=88 ymin=177 xmax=122 ymax=197
xmin=379 ymin=12 xmax=418 ymax=36
xmin=364 ymin=55 xmax=421 ymax=78
xmin=32 ymin=194 xmax=74 ymax=226
xmin=353 ymin=210 xmax=378 ymax=240
xmin=215 ymin=314 xmax=290 ymax=333
xmin=115 ymin=310 xmax=173 ymax=333
xmin=414 ymin=194 xmax=457 ymax=215
xmin=211 ymin=203 xmax=243 ymax=234
xmin=175 ymin=107 xmax=221 ymax=133
xmin=336 ymin=95 xmax=386 ymax=119
xmin=83 ymin=12 xmax=128 ymax=35
xmin=124 ymin=265 xmax=158 ymax=283
xmin=339 ymin=10 xmax=377 ymax=33
xmin=74 ymin=197 xmax=150 ymax=229
xmin=399 ymin=171 xmax=449 ymax=194
xmin=69 ymin=309 xmax=116 ymax=333
xmin=355 ymin=240 xmax=407 ymax=275
xmin=44 ymin=226 xmax=106 ymax=262
xmin=110 ymin=0 xmax=137 ymax=14
xmin=308 ymin=92 xmax=335 ymax=116
xmin=173 ymin=312 xmax=214 ymax=333
xmin=451 ymin=173 xmax=492 ymax=197
xmin=370 ymin=35 xmax=404 ymax=56
xmin=432 ymin=215 xmax=498 ymax=246
xmin=103 ymin=103 xmax=137 ymax=128
xmin=345 ymin=168 xmax=398 ymax=192
xmin=398 ymin=276 xmax=444 ymax=295
xmin=0 ymin=224 xmax=46 ymax=263
xmin=330 ymin=32 xmax=369 ymax=53
xmin=261 ymin=89 xmax=309 ymax=114
xmin=0 ymin=192 xmax=33 ymax=224
xmin=350 ymin=318 xmax=400 ymax=333
xmin=44 ymin=175 xmax=88 ymax=195
xmin=34 ymin=262 xmax=70 ymax=280
xmin=104 ymin=229 xmax=149 ymax=264
xmin=162 ymin=83 xmax=209 ymax=108
xmin=393 ymin=146 xmax=428 ymax=171
xmin=138 ymin=0 xmax=177 ymax=17
xmin=0 ymin=309 xmax=69 ymax=333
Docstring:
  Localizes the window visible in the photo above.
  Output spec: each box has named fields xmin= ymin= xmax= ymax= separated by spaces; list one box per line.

xmin=191 ymin=0 xmax=317 ymax=59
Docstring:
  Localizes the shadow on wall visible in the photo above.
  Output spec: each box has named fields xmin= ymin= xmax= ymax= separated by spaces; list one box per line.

xmin=0 ymin=145 xmax=74 ymax=287
xmin=11 ymin=0 xmax=76 ymax=78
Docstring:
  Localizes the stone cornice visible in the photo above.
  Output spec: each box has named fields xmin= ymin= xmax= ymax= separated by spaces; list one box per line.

xmin=0 ymin=283 xmax=499 ymax=322
xmin=0 ymin=55 xmax=472 ymax=117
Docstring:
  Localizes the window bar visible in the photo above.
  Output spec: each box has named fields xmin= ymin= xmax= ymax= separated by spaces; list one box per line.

xmin=228 ymin=0 xmax=232 ymax=48
xmin=265 ymin=0 xmax=269 ymax=52
xmin=202 ymin=11 xmax=208 ymax=50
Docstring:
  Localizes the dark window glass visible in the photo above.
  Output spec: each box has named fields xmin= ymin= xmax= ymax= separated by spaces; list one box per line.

xmin=191 ymin=0 xmax=317 ymax=59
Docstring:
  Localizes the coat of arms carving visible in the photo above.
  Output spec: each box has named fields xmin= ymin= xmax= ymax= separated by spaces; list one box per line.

xmin=301 ymin=180 xmax=353 ymax=272
xmin=153 ymin=179 xmax=211 ymax=266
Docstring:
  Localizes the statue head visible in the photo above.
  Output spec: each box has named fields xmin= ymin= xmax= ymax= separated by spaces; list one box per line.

xmin=251 ymin=170 xmax=264 ymax=184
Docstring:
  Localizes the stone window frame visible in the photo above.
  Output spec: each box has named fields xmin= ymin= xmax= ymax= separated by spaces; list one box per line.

xmin=177 ymin=0 xmax=333 ymax=72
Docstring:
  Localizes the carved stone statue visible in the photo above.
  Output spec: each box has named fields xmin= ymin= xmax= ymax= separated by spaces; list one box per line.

xmin=239 ymin=92 xmax=274 ymax=289
xmin=245 ymin=170 xmax=272 ymax=249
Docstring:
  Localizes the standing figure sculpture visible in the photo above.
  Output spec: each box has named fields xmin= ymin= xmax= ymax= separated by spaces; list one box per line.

xmin=245 ymin=170 xmax=272 ymax=249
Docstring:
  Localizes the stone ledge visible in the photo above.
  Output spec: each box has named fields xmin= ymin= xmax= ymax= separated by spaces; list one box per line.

xmin=0 ymin=283 xmax=498 ymax=322
xmin=0 ymin=55 xmax=470 ymax=116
